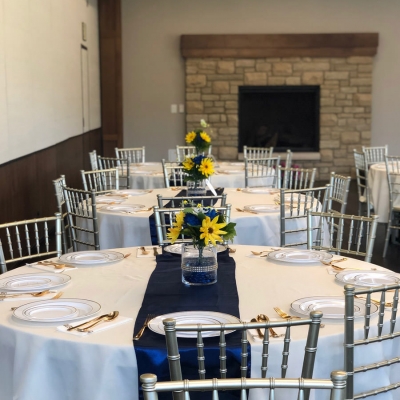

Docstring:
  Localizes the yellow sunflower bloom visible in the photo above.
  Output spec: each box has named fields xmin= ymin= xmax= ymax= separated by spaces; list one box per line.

xmin=182 ymin=157 xmax=195 ymax=171
xmin=175 ymin=211 xmax=185 ymax=227
xmin=185 ymin=131 xmax=196 ymax=144
xmin=199 ymin=216 xmax=227 ymax=246
xmin=200 ymin=132 xmax=211 ymax=143
xmin=167 ymin=225 xmax=182 ymax=243
xmin=198 ymin=158 xmax=214 ymax=178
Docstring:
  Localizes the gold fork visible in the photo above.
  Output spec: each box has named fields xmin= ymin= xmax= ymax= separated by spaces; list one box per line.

xmin=133 ymin=314 xmax=155 ymax=341
xmin=257 ymin=314 xmax=283 ymax=338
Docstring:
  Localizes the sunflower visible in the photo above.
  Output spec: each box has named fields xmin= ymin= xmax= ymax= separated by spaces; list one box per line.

xmin=199 ymin=216 xmax=227 ymax=246
xmin=182 ymin=157 xmax=195 ymax=171
xmin=167 ymin=225 xmax=182 ymax=243
xmin=185 ymin=131 xmax=196 ymax=144
xmin=175 ymin=211 xmax=185 ymax=227
xmin=200 ymin=132 xmax=211 ymax=143
xmin=198 ymin=158 xmax=214 ymax=177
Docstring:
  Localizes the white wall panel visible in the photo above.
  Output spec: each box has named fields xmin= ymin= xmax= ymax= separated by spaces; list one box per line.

xmin=0 ymin=0 xmax=101 ymax=165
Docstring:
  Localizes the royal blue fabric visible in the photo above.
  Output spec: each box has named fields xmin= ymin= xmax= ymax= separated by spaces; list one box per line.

xmin=133 ymin=249 xmax=250 ymax=400
xmin=148 ymin=188 xmax=225 ymax=245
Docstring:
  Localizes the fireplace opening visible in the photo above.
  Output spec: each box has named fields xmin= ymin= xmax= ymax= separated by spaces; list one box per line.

xmin=238 ymin=86 xmax=320 ymax=153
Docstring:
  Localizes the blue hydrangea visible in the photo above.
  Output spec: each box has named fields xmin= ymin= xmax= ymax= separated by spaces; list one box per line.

xmin=184 ymin=213 xmax=201 ymax=226
xmin=203 ymin=208 xmax=217 ymax=219
xmin=193 ymin=155 xmax=205 ymax=165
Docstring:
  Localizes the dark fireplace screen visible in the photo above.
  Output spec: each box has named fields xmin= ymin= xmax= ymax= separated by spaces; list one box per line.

xmin=238 ymin=85 xmax=320 ymax=153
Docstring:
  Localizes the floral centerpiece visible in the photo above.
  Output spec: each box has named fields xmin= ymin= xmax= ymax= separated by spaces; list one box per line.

xmin=167 ymin=202 xmax=236 ymax=286
xmin=182 ymin=154 xmax=215 ymax=196
xmin=185 ymin=119 xmax=212 ymax=154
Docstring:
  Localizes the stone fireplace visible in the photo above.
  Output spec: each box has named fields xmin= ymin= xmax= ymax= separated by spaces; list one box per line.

xmin=182 ymin=33 xmax=378 ymax=179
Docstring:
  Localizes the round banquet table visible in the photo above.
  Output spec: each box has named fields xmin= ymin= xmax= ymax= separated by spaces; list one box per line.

xmin=367 ymin=162 xmax=400 ymax=223
xmin=0 ymin=246 xmax=399 ymax=400
xmin=128 ymin=162 xmax=273 ymax=189
xmin=93 ymin=188 xmax=320 ymax=249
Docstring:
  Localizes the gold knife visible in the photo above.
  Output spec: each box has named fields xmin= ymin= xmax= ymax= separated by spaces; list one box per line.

xmin=65 ymin=313 xmax=110 ymax=331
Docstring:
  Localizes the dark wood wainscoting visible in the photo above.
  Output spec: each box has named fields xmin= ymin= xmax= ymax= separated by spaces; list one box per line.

xmin=0 ymin=128 xmax=102 ymax=225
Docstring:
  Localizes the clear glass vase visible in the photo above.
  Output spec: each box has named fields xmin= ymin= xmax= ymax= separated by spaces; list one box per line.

xmin=181 ymin=243 xmax=218 ymax=286
xmin=186 ymin=179 xmax=207 ymax=197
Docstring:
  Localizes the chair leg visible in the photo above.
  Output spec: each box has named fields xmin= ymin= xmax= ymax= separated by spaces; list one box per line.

xmin=383 ymin=217 xmax=392 ymax=258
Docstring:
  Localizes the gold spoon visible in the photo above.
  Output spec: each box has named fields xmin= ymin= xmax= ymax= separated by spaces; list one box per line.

xmin=124 ymin=253 xmax=131 ymax=258
xmin=257 ymin=314 xmax=283 ymax=338
xmin=77 ymin=311 xmax=119 ymax=332
xmin=38 ymin=261 xmax=75 ymax=269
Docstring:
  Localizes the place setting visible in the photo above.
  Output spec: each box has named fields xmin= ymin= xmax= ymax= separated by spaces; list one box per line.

xmin=236 ymin=187 xmax=279 ymax=194
xmin=100 ymin=204 xmax=152 ymax=214
xmin=110 ymin=189 xmax=153 ymax=196
xmin=58 ymin=250 xmax=129 ymax=266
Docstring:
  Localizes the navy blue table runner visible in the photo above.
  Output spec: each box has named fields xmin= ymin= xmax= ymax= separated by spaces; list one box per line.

xmin=133 ymin=249 xmax=250 ymax=399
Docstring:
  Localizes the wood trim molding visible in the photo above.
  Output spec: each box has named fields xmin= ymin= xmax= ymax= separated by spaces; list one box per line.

xmin=181 ymin=33 xmax=379 ymax=58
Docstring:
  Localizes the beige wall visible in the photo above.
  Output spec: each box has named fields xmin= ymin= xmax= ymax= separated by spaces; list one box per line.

xmin=121 ymin=0 xmax=400 ymax=162
xmin=0 ymin=0 xmax=101 ymax=165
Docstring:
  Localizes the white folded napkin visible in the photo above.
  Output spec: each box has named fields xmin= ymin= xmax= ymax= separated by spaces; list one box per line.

xmin=136 ymin=247 xmax=161 ymax=258
xmin=26 ymin=263 xmax=77 ymax=273
xmin=248 ymin=319 xmax=286 ymax=342
xmin=1 ymin=290 xmax=60 ymax=302
xmin=57 ymin=315 xmax=132 ymax=336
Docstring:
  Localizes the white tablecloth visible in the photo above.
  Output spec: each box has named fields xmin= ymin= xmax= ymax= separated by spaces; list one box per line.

xmin=368 ymin=163 xmax=400 ymax=223
xmin=128 ymin=162 xmax=273 ymax=189
xmin=95 ymin=188 xmax=322 ymax=249
xmin=0 ymin=246 xmax=398 ymax=399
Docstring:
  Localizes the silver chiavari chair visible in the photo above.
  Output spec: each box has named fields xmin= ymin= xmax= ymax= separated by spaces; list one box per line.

xmin=176 ymin=145 xmax=212 ymax=162
xmin=278 ymin=166 xmax=316 ymax=190
xmin=160 ymin=312 xmax=324 ymax=400
xmin=62 ymin=187 xmax=100 ymax=251
xmin=81 ymin=168 xmax=119 ymax=193
xmin=115 ymin=146 xmax=145 ymax=163
xmin=0 ymin=213 xmax=62 ymax=274
xmin=157 ymin=193 xmax=227 ymax=209
xmin=89 ymin=150 xmax=98 ymax=170
xmin=97 ymin=156 xmax=130 ymax=189
xmin=280 ymin=185 xmax=331 ymax=248
xmin=306 ymin=210 xmax=378 ymax=262
xmin=328 ymin=172 xmax=351 ymax=214
xmin=153 ymin=205 xmax=231 ymax=247
xmin=244 ymin=156 xmax=281 ymax=188
xmin=353 ymin=149 xmax=371 ymax=217
xmin=383 ymin=155 xmax=400 ymax=257
xmin=344 ymin=283 xmax=400 ymax=399
xmin=362 ymin=145 xmax=388 ymax=168
xmin=243 ymin=145 xmax=274 ymax=159
xmin=285 ymin=149 xmax=293 ymax=169
xmin=140 ymin=370 xmax=347 ymax=400
xmin=52 ymin=175 xmax=71 ymax=254
xmin=161 ymin=159 xmax=188 ymax=188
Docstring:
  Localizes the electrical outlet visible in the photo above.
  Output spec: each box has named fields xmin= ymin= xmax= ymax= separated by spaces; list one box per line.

xmin=170 ymin=104 xmax=177 ymax=114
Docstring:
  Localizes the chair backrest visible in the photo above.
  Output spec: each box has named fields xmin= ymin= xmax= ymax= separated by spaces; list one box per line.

xmin=285 ymin=149 xmax=293 ymax=169
xmin=97 ymin=156 xmax=130 ymax=189
xmin=280 ymin=185 xmax=331 ymax=248
xmin=306 ymin=210 xmax=378 ymax=262
xmin=115 ymin=146 xmax=145 ymax=163
xmin=161 ymin=159 xmax=188 ymax=188
xmin=278 ymin=166 xmax=316 ymax=190
xmin=62 ymin=187 xmax=100 ymax=251
xmin=176 ymin=145 xmax=212 ymax=162
xmin=52 ymin=175 xmax=71 ymax=254
xmin=353 ymin=149 xmax=370 ymax=217
xmin=81 ymin=168 xmax=119 ymax=193
xmin=244 ymin=156 xmax=281 ymax=188
xmin=89 ymin=150 xmax=98 ymax=170
xmin=344 ymin=283 xmax=400 ymax=399
xmin=153 ymin=205 xmax=231 ymax=247
xmin=328 ymin=172 xmax=351 ymax=214
xmin=0 ymin=213 xmax=62 ymax=274
xmin=157 ymin=193 xmax=227 ymax=209
xmin=362 ymin=145 xmax=388 ymax=167
xmin=161 ymin=312 xmax=324 ymax=394
xmin=140 ymin=371 xmax=347 ymax=400
xmin=243 ymin=146 xmax=274 ymax=159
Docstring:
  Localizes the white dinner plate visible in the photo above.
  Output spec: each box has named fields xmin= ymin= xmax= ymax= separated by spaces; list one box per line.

xmin=291 ymin=296 xmax=378 ymax=319
xmin=102 ymin=204 xmax=145 ymax=213
xmin=335 ymin=270 xmax=400 ymax=287
xmin=148 ymin=311 xmax=241 ymax=338
xmin=96 ymin=196 xmax=125 ymax=204
xmin=163 ymin=244 xmax=227 ymax=254
xmin=112 ymin=189 xmax=151 ymax=196
xmin=241 ymin=188 xmax=279 ymax=194
xmin=0 ymin=273 xmax=71 ymax=292
xmin=243 ymin=204 xmax=280 ymax=213
xmin=267 ymin=249 xmax=333 ymax=264
xmin=13 ymin=299 xmax=101 ymax=323
xmin=59 ymin=251 xmax=124 ymax=265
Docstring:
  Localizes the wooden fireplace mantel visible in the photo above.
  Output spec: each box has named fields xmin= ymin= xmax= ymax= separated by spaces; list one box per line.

xmin=180 ymin=33 xmax=379 ymax=58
